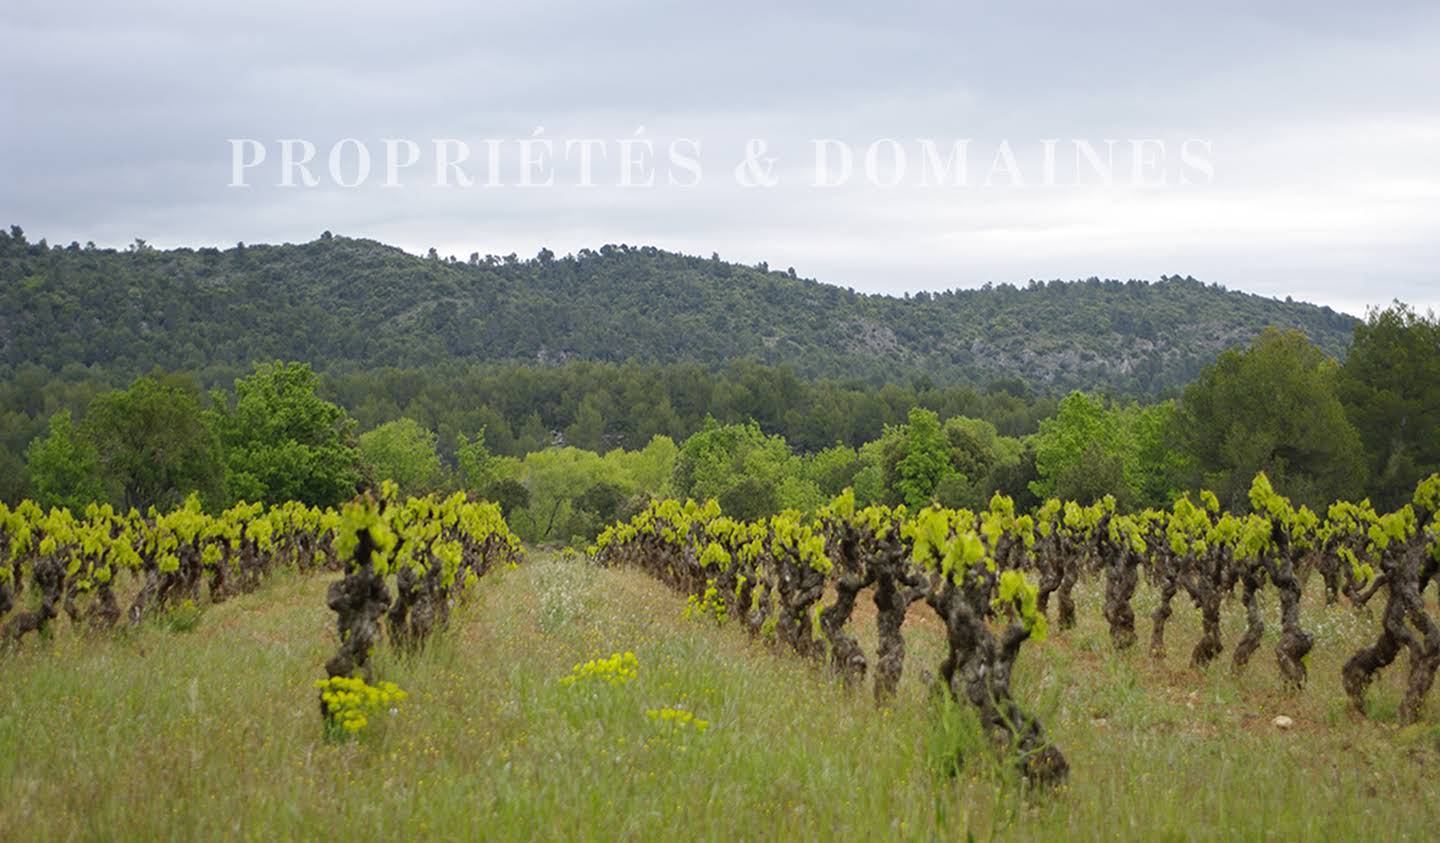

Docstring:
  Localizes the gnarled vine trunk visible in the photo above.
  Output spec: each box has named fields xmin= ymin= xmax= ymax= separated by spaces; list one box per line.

xmin=1343 ymin=542 xmax=1440 ymax=722
xmin=927 ymin=578 xmax=1067 ymax=786
xmin=1101 ymin=545 xmax=1140 ymax=651
xmin=816 ymin=531 xmax=871 ymax=685
xmin=1270 ymin=559 xmax=1313 ymax=689
xmin=1149 ymin=565 xmax=1180 ymax=659
xmin=4 ymin=555 xmax=63 ymax=643
xmin=1231 ymin=573 xmax=1265 ymax=673
xmin=323 ymin=531 xmax=391 ymax=686
xmin=872 ymin=537 xmax=926 ymax=704
xmin=774 ymin=553 xmax=826 ymax=660
xmin=387 ymin=559 xmax=450 ymax=650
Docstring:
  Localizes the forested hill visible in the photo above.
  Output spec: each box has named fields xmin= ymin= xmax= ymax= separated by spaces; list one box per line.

xmin=0 ymin=227 xmax=1358 ymax=395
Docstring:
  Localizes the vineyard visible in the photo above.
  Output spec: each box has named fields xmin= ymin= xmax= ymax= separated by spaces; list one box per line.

xmin=9 ymin=0 xmax=1437 ymax=836
xmin=3 ymin=473 xmax=1440 ymax=837
xmin=589 ymin=472 xmax=1440 ymax=786
xmin=0 ymin=483 xmax=523 ymax=740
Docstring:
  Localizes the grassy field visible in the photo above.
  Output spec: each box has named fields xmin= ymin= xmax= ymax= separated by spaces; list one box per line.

xmin=3 ymin=554 xmax=1439 ymax=841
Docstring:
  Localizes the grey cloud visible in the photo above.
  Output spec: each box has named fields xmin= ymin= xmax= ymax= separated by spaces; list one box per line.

xmin=3 ymin=0 xmax=1438 ymax=315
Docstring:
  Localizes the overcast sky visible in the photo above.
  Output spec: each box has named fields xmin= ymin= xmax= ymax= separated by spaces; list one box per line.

xmin=3 ymin=1 xmax=1437 ymax=315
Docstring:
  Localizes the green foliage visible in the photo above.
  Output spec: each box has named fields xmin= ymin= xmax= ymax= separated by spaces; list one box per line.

xmin=564 ymin=394 xmax=609 ymax=452
xmin=944 ymin=415 xmax=1018 ymax=487
xmin=212 ymin=362 xmax=361 ymax=507
xmin=25 ymin=410 xmax=104 ymax=511
xmin=843 ymin=410 xmax=1034 ymax=511
xmin=1025 ymin=395 xmax=1189 ymax=511
xmin=506 ymin=437 xmax=677 ymax=545
xmin=1415 ymin=474 xmax=1440 ymax=515
xmin=673 ymin=419 xmax=814 ymax=521
xmin=1030 ymin=392 xmax=1129 ymax=506
xmin=80 ymin=376 xmax=224 ymax=511
xmin=358 ymin=417 xmax=442 ymax=496
xmin=1124 ymin=401 xmax=1192 ymax=508
xmin=0 ymin=233 xmax=1356 ymax=396
xmin=684 ymin=579 xmax=729 ymax=625
xmin=456 ymin=427 xmax=501 ymax=491
xmin=769 ymin=511 xmax=830 ymax=574
xmin=483 ymin=477 xmax=531 ymax=518
xmin=996 ymin=569 xmax=1047 ymax=642
xmin=0 ymin=228 xmax=1430 ymax=514
xmin=0 ymin=359 xmax=1062 ymax=511
xmin=896 ymin=408 xmax=951 ymax=508
xmin=802 ymin=444 xmax=862 ymax=498
xmin=1177 ymin=328 xmax=1366 ymax=509
xmin=1337 ymin=303 xmax=1440 ymax=509
xmin=161 ymin=598 xmax=204 ymax=633
xmin=333 ymin=495 xmax=397 ymax=568
xmin=904 ymin=505 xmax=988 ymax=582
xmin=619 ymin=435 xmax=679 ymax=494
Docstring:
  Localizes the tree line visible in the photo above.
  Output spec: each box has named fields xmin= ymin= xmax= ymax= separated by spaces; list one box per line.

xmin=5 ymin=304 xmax=1437 ymax=547
xmin=0 ymin=225 xmax=1356 ymax=396
xmin=0 ymin=359 xmax=1057 ymax=504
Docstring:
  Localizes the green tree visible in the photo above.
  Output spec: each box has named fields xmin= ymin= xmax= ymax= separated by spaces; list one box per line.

xmin=804 ymin=444 xmax=862 ymax=498
xmin=1123 ymin=401 xmax=1191 ymax=508
xmin=456 ymin=427 xmax=501 ymax=491
xmin=1337 ymin=303 xmax=1440 ymax=508
xmin=0 ymin=445 xmax=28 ymax=504
xmin=1178 ymin=328 xmax=1365 ymax=509
xmin=990 ymin=439 xmax=1040 ymax=510
xmin=506 ymin=448 xmax=605 ymax=543
xmin=25 ymin=409 xmax=105 ymax=511
xmin=895 ymin=407 xmax=952 ymax=508
xmin=1049 ymin=441 xmax=1127 ymax=507
xmin=565 ymin=394 xmax=607 ymax=451
xmin=359 ymin=418 xmax=442 ymax=496
xmin=935 ymin=416 xmax=1029 ymax=509
xmin=0 ymin=234 xmax=1358 ymax=401
xmin=857 ymin=425 xmax=906 ymax=507
xmin=213 ymin=362 xmax=361 ymax=506
xmin=1030 ymin=392 xmax=1128 ymax=505
xmin=80 ymin=377 xmax=224 ymax=510
xmin=673 ymin=418 xmax=809 ymax=520
xmin=514 ymin=411 xmax=550 ymax=454
xmin=484 ymin=477 xmax=530 ymax=518
xmin=502 ymin=437 xmax=677 ymax=545
xmin=613 ymin=435 xmax=678 ymax=495
xmin=943 ymin=416 xmax=998 ymax=484
xmin=1029 ymin=392 xmax=1186 ymax=508
xmin=575 ymin=481 xmax=627 ymax=525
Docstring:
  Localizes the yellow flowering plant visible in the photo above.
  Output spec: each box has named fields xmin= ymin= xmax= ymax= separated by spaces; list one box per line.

xmin=316 ymin=674 xmax=408 ymax=739
xmin=645 ymin=706 xmax=710 ymax=733
xmin=559 ymin=651 xmax=640 ymax=688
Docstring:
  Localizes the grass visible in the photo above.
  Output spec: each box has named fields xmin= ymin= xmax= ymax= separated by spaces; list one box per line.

xmin=2 ymin=556 xmax=1440 ymax=840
